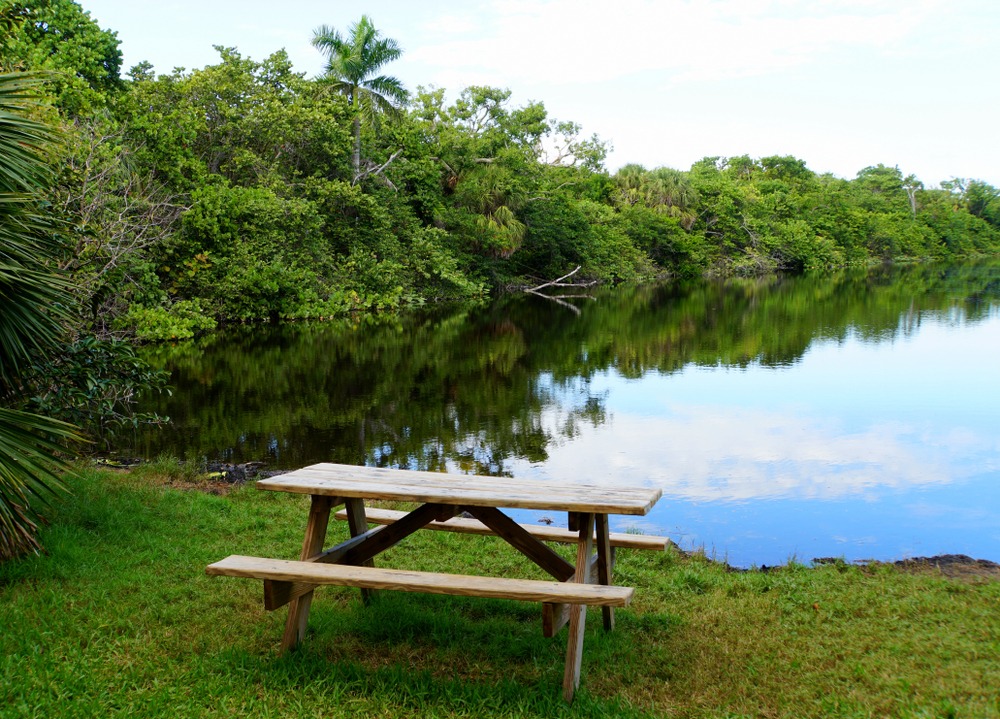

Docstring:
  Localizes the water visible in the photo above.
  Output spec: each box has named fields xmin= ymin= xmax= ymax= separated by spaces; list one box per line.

xmin=127 ymin=262 xmax=1000 ymax=567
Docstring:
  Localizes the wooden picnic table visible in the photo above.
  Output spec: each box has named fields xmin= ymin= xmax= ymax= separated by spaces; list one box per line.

xmin=207 ymin=463 xmax=664 ymax=702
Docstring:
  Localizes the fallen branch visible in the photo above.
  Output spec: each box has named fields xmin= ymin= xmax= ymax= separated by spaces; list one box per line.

xmin=526 ymin=266 xmax=598 ymax=293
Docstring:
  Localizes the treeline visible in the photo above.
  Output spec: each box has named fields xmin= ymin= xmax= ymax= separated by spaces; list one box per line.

xmin=5 ymin=2 xmax=1000 ymax=344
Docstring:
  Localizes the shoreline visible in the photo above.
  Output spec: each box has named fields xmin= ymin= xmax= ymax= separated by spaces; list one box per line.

xmin=97 ymin=458 xmax=1000 ymax=580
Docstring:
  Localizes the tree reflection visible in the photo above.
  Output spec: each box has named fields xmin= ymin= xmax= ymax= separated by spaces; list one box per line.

xmin=127 ymin=261 xmax=1000 ymax=471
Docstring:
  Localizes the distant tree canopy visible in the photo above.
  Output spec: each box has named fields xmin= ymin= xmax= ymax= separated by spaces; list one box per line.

xmin=5 ymin=2 xmax=1000 ymax=337
xmin=2 ymin=1 xmax=1000 ymax=560
xmin=312 ymin=14 xmax=408 ymax=181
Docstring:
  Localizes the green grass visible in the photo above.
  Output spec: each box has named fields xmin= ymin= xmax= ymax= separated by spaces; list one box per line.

xmin=2 ymin=466 xmax=998 ymax=718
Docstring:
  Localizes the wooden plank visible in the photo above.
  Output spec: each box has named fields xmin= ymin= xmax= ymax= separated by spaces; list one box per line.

xmin=264 ymin=526 xmax=385 ymax=610
xmin=341 ymin=502 xmax=460 ymax=566
xmin=461 ymin=506 xmax=575 ymax=582
xmin=543 ymin=554 xmax=601 ymax=637
xmin=542 ymin=601 xmax=569 ymax=638
xmin=207 ymin=555 xmax=634 ymax=606
xmin=332 ymin=508 xmax=670 ymax=550
xmin=268 ymin=504 xmax=458 ymax=610
xmin=344 ymin=498 xmax=373 ymax=604
xmin=257 ymin=463 xmax=661 ymax=516
xmin=595 ymin=514 xmax=615 ymax=631
xmin=563 ymin=513 xmax=595 ymax=704
xmin=279 ymin=495 xmax=334 ymax=652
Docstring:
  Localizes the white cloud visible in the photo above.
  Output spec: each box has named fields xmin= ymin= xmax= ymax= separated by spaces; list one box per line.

xmin=83 ymin=0 xmax=1000 ymax=184
xmin=512 ymin=403 xmax=990 ymax=503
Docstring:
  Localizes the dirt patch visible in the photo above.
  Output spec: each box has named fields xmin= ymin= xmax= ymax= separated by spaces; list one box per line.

xmin=164 ymin=462 xmax=286 ymax=495
xmin=94 ymin=458 xmax=285 ymax=496
xmin=812 ymin=554 xmax=1000 ymax=581
xmin=889 ymin=554 xmax=1000 ymax=580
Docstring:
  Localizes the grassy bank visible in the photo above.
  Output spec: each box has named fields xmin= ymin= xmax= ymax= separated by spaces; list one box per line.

xmin=2 ymin=465 xmax=998 ymax=718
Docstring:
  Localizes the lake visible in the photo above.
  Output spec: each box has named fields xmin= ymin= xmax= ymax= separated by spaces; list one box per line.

xmin=127 ymin=261 xmax=1000 ymax=568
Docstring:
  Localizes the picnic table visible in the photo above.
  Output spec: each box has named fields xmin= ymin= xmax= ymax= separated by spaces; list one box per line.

xmin=207 ymin=463 xmax=665 ymax=702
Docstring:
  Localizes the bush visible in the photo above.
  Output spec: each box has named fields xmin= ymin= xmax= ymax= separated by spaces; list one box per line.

xmin=124 ymin=299 xmax=216 ymax=341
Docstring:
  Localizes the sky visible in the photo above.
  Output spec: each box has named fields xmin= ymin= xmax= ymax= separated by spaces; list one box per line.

xmin=79 ymin=0 xmax=1000 ymax=187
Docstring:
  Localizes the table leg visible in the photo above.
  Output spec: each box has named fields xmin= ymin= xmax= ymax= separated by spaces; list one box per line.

xmin=281 ymin=494 xmax=333 ymax=652
xmin=595 ymin=514 xmax=614 ymax=631
xmin=562 ymin=511 xmax=594 ymax=703
xmin=343 ymin=497 xmax=373 ymax=604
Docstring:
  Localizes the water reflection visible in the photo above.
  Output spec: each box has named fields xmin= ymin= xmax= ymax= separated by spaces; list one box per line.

xmin=129 ymin=261 xmax=1000 ymax=566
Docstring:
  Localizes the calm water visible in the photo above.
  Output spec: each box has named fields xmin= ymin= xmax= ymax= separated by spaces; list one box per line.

xmin=127 ymin=262 xmax=1000 ymax=567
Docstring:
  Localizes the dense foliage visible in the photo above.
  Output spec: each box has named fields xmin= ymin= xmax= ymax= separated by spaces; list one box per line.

xmin=3 ymin=2 xmax=997 ymax=557
xmin=0 ymin=71 xmax=82 ymax=560
xmin=4 ymin=1 xmax=999 ymax=343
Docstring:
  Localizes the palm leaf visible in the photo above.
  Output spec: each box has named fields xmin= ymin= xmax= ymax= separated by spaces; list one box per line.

xmin=0 ymin=71 xmax=78 ymax=561
xmin=311 ymin=16 xmax=407 ymax=177
xmin=0 ymin=408 xmax=79 ymax=560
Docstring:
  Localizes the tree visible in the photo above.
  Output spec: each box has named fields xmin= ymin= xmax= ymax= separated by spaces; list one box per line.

xmin=0 ymin=0 xmax=122 ymax=115
xmin=0 ymin=73 xmax=80 ymax=560
xmin=311 ymin=15 xmax=408 ymax=181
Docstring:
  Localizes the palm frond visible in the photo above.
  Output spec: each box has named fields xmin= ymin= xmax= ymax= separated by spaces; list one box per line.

xmin=0 ymin=71 xmax=77 ymax=561
xmin=0 ymin=408 xmax=79 ymax=560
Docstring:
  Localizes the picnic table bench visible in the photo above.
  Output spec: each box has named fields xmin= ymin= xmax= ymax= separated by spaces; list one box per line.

xmin=206 ymin=463 xmax=665 ymax=702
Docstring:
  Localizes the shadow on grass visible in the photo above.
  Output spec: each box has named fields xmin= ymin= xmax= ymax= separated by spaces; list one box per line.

xmin=204 ymin=642 xmax=656 ymax=719
xmin=189 ymin=587 xmax=665 ymax=718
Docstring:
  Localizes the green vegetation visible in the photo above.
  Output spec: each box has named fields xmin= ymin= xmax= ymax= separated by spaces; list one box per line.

xmin=2 ymin=1 xmax=1000 ymax=556
xmin=1 ymin=466 xmax=997 ymax=717
xmin=0 ymin=70 xmax=82 ymax=560
xmin=5 ymin=1 xmax=1000 ymax=340
xmin=312 ymin=14 xmax=408 ymax=181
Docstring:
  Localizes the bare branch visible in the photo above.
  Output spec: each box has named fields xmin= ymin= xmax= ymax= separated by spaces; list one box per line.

xmin=353 ymin=148 xmax=403 ymax=185
xmin=526 ymin=266 xmax=582 ymax=293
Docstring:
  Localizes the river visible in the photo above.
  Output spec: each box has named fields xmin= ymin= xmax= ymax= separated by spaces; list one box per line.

xmin=127 ymin=261 xmax=1000 ymax=567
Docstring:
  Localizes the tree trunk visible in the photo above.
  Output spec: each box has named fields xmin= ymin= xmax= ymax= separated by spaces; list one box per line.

xmin=352 ymin=115 xmax=361 ymax=179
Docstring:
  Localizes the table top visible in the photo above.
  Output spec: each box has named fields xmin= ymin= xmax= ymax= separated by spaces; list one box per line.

xmin=257 ymin=463 xmax=662 ymax=516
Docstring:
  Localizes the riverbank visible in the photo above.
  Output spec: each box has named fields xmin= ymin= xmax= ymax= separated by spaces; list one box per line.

xmin=2 ymin=464 xmax=997 ymax=718
xmin=97 ymin=457 xmax=1000 ymax=575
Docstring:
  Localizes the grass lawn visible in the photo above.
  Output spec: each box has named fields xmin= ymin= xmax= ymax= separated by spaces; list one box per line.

xmin=1 ymin=463 xmax=998 ymax=718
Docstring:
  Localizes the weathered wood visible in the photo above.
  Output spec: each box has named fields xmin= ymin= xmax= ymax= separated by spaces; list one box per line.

xmin=542 ymin=553 xmax=602 ymax=637
xmin=344 ymin=498 xmax=373 ymax=603
xmin=219 ymin=463 xmax=665 ymax=703
xmin=542 ymin=601 xmax=569 ymax=638
xmin=279 ymin=495 xmax=334 ymax=652
xmin=595 ymin=514 xmax=615 ymax=631
xmin=264 ymin=526 xmax=385 ymax=610
xmin=265 ymin=507 xmax=465 ymax=610
xmin=257 ymin=463 xmax=661 ymax=516
xmin=563 ymin=513 xmax=595 ymax=703
xmin=461 ymin=506 xmax=575 ymax=582
xmin=333 ymin=507 xmax=669 ymax=550
xmin=568 ymin=512 xmax=581 ymax=532
xmin=341 ymin=502 xmax=460 ymax=566
xmin=207 ymin=555 xmax=634 ymax=606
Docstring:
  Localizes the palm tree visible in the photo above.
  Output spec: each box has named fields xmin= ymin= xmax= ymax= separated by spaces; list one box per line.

xmin=0 ymin=72 xmax=80 ymax=560
xmin=311 ymin=15 xmax=408 ymax=181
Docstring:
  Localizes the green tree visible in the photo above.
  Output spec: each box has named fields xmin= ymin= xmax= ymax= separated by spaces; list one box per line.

xmin=0 ymin=0 xmax=122 ymax=115
xmin=0 ymin=73 xmax=80 ymax=560
xmin=311 ymin=15 xmax=408 ymax=181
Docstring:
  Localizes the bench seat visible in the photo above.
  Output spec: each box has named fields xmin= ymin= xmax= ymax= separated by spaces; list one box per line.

xmin=333 ymin=507 xmax=670 ymax=551
xmin=207 ymin=555 xmax=633 ymax=606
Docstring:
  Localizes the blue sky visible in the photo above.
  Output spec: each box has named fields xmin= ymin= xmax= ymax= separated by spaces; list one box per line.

xmin=80 ymin=0 xmax=1000 ymax=187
